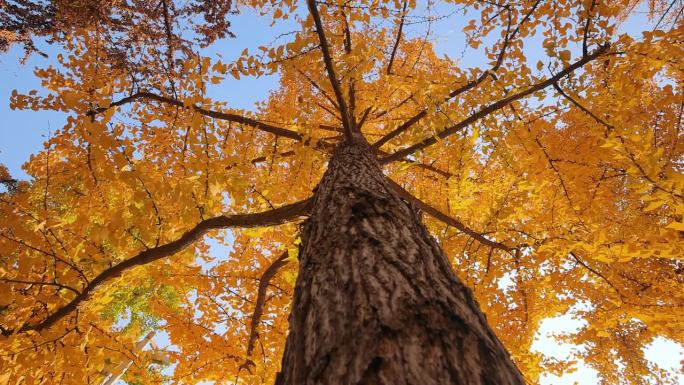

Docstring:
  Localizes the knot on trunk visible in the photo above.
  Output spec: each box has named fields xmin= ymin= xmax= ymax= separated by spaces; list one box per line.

xmin=348 ymin=188 xmax=391 ymax=219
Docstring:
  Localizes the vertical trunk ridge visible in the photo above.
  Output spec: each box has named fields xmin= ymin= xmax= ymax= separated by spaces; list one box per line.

xmin=276 ymin=141 xmax=525 ymax=385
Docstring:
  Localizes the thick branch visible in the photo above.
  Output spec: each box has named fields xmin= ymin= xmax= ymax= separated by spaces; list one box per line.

xmin=373 ymin=1 xmax=541 ymax=149
xmin=386 ymin=0 xmax=408 ymax=75
xmin=372 ymin=71 xmax=489 ymax=150
xmin=378 ymin=149 xmax=453 ymax=178
xmin=245 ymin=251 xmax=290 ymax=359
xmin=382 ymin=44 xmax=610 ymax=163
xmin=386 ymin=178 xmax=513 ymax=251
xmin=339 ymin=9 xmax=355 ymax=128
xmin=357 ymin=107 xmax=372 ymax=130
xmin=90 ymin=91 xmax=304 ymax=142
xmin=3 ymin=198 xmax=313 ymax=336
xmin=307 ymin=0 xmax=354 ymax=140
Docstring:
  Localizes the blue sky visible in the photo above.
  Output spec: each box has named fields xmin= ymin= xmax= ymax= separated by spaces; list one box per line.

xmin=1 ymin=3 xmax=682 ymax=384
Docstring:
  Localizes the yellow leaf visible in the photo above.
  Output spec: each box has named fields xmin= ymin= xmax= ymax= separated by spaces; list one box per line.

xmin=559 ymin=50 xmax=571 ymax=62
xmin=665 ymin=221 xmax=684 ymax=231
xmin=643 ymin=200 xmax=663 ymax=211
xmin=286 ymin=246 xmax=298 ymax=261
xmin=62 ymin=91 xmax=80 ymax=108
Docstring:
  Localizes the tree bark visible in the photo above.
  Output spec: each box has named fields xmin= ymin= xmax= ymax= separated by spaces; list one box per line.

xmin=276 ymin=140 xmax=525 ymax=385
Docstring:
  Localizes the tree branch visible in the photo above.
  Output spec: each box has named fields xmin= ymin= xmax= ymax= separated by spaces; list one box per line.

xmin=552 ymin=81 xmax=610 ymax=130
xmin=240 ymin=251 xmax=290 ymax=372
xmin=381 ymin=43 xmax=610 ymax=163
xmin=569 ymin=252 xmax=624 ymax=300
xmin=386 ymin=0 xmax=408 ymax=75
xmin=582 ymin=0 xmax=597 ymax=57
xmin=1 ymin=278 xmax=81 ymax=296
xmin=553 ymin=81 xmax=684 ymax=201
xmin=386 ymin=178 xmax=513 ymax=251
xmin=89 ymin=91 xmax=304 ymax=142
xmin=339 ymin=7 xmax=356 ymax=131
xmin=296 ymin=69 xmax=339 ymax=110
xmin=372 ymin=71 xmax=490 ymax=150
xmin=307 ymin=0 xmax=354 ymax=140
xmin=3 ymin=197 xmax=313 ymax=336
xmin=357 ymin=106 xmax=372 ymax=130
xmin=372 ymin=0 xmax=541 ymax=149
xmin=378 ymin=148 xmax=453 ymax=178
xmin=367 ymin=93 xmax=413 ymax=123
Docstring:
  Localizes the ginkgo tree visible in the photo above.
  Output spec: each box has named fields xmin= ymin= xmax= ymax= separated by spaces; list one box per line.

xmin=1 ymin=0 xmax=683 ymax=384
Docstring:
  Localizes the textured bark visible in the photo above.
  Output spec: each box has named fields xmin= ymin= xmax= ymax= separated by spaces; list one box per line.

xmin=276 ymin=140 xmax=525 ymax=385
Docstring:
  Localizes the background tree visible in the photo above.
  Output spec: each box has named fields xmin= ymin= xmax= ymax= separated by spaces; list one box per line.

xmin=0 ymin=0 xmax=683 ymax=384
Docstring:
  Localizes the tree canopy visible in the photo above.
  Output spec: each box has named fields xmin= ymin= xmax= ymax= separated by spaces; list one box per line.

xmin=0 ymin=0 xmax=683 ymax=384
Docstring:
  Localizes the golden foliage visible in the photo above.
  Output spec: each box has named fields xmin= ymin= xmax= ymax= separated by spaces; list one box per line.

xmin=1 ymin=0 xmax=683 ymax=384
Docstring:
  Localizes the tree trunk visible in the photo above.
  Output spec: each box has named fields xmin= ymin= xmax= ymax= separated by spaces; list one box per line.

xmin=276 ymin=140 xmax=525 ymax=385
